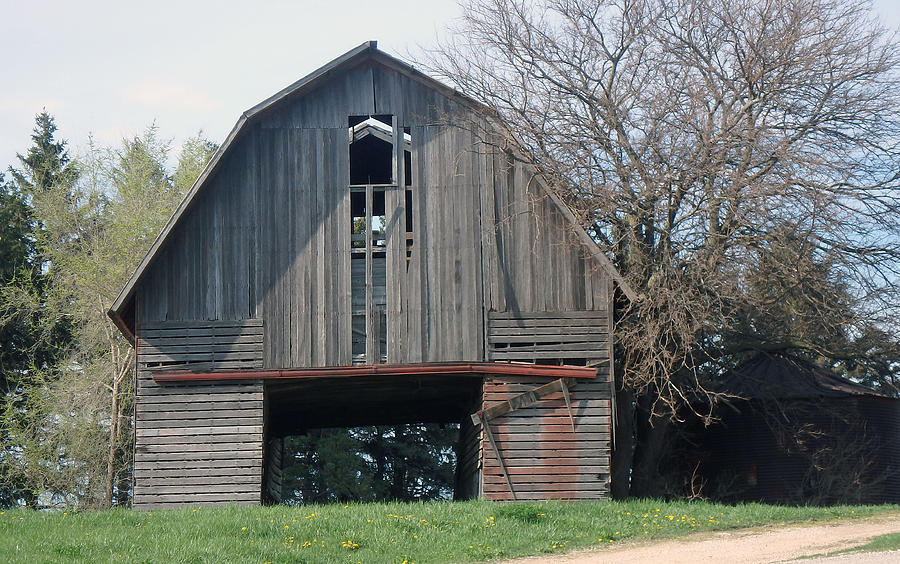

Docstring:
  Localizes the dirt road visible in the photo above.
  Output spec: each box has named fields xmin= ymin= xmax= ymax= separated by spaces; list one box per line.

xmin=501 ymin=513 xmax=900 ymax=564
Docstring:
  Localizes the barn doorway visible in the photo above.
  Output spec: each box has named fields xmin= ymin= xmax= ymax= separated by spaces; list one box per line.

xmin=262 ymin=370 xmax=483 ymax=504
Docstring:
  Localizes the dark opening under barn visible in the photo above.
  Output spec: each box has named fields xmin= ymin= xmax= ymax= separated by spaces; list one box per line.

xmin=262 ymin=369 xmax=482 ymax=503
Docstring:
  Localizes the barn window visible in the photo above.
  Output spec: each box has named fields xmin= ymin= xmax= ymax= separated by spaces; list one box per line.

xmin=349 ymin=116 xmax=412 ymax=364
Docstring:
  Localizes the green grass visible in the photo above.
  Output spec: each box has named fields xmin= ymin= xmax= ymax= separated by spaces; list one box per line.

xmin=1 ymin=500 xmax=897 ymax=563
xmin=846 ymin=532 xmax=900 ymax=554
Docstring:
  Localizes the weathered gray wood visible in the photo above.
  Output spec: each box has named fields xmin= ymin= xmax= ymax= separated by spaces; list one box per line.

xmin=134 ymin=461 xmax=262 ymax=474
xmin=137 ymin=474 xmax=261 ymax=487
xmin=134 ymin=450 xmax=261 ymax=462
xmin=137 ymin=440 xmax=262 ymax=452
xmin=143 ymin=318 xmax=263 ymax=329
xmin=482 ymin=455 xmax=609 ymax=465
xmin=137 ymin=391 xmax=263 ymax=404
xmin=490 ymin=351 xmax=608 ymax=361
xmin=136 ymin=384 xmax=262 ymax=396
xmin=139 ymin=417 xmax=262 ymax=429
xmin=136 ymin=425 xmax=263 ymax=438
xmin=314 ymin=128 xmax=327 ymax=365
xmin=489 ymin=318 xmax=608 ymax=328
xmin=132 ymin=491 xmax=260 ymax=503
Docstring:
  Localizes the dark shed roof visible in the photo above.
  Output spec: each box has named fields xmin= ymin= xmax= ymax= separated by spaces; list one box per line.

xmin=713 ymin=353 xmax=885 ymax=400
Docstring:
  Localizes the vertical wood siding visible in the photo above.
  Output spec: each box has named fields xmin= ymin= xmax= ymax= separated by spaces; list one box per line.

xmin=137 ymin=61 xmax=611 ymax=368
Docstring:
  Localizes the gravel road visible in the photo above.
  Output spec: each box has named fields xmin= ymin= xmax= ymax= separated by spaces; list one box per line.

xmin=500 ymin=513 xmax=900 ymax=564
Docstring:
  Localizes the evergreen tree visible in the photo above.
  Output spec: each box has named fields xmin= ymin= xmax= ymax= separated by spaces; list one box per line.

xmin=9 ymin=111 xmax=78 ymax=200
xmin=0 ymin=112 xmax=76 ymax=508
xmin=0 ymin=172 xmax=36 ymax=393
xmin=2 ymin=116 xmax=218 ymax=508
xmin=282 ymin=424 xmax=458 ymax=503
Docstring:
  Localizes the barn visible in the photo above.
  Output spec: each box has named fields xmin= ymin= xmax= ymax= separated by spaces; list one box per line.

xmin=108 ymin=41 xmax=634 ymax=509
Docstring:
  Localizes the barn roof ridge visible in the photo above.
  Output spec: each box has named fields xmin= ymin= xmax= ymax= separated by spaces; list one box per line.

xmin=108 ymin=41 xmax=633 ymax=339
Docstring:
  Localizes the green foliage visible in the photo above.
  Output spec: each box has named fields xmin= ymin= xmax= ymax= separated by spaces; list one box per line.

xmin=172 ymin=132 xmax=217 ymax=195
xmin=0 ymin=113 xmax=79 ymax=508
xmin=0 ymin=173 xmax=38 ymax=392
xmin=1 ymin=113 xmax=217 ymax=509
xmin=283 ymin=424 xmax=458 ymax=504
xmin=0 ymin=500 xmax=895 ymax=563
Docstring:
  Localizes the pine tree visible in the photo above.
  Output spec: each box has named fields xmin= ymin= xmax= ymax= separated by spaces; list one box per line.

xmin=0 ymin=112 xmax=76 ymax=508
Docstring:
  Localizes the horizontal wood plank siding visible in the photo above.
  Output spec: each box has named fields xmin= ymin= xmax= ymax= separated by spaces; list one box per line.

xmin=135 ymin=319 xmax=264 ymax=509
xmin=138 ymin=319 xmax=263 ymax=370
xmin=487 ymin=311 xmax=609 ymax=363
xmin=480 ymin=375 xmax=612 ymax=501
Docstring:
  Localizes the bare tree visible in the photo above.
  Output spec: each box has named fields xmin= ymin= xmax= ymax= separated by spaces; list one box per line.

xmin=425 ymin=0 xmax=900 ymax=496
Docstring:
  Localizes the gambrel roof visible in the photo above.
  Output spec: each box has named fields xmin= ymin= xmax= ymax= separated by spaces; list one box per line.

xmin=108 ymin=41 xmax=634 ymax=341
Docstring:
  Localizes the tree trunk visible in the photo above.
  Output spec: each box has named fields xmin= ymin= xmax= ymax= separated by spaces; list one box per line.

xmin=629 ymin=392 xmax=670 ymax=497
xmin=105 ymin=375 xmax=120 ymax=508
xmin=610 ymin=386 xmax=635 ymax=499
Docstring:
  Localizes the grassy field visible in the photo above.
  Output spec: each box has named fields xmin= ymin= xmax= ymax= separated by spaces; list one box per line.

xmin=1 ymin=499 xmax=897 ymax=563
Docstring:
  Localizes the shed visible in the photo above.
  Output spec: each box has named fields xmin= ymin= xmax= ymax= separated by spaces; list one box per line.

xmin=677 ymin=353 xmax=900 ymax=504
xmin=109 ymin=41 xmax=633 ymax=509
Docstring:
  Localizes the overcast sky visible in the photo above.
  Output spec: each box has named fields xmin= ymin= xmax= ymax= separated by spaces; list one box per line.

xmin=1 ymin=0 xmax=898 ymax=174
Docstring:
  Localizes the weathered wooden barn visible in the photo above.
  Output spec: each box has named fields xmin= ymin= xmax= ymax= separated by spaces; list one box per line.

xmin=674 ymin=353 xmax=900 ymax=504
xmin=108 ymin=41 xmax=633 ymax=509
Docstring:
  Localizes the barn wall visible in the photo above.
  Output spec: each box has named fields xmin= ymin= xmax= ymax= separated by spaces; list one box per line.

xmin=481 ymin=152 xmax=610 ymax=314
xmin=864 ymin=397 xmax=900 ymax=503
xmin=479 ymin=373 xmax=612 ymax=500
xmin=687 ymin=396 xmax=900 ymax=504
xmin=133 ymin=319 xmax=264 ymax=509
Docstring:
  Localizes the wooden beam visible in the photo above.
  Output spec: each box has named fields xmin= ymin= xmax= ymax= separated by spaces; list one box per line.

xmin=153 ymin=362 xmax=598 ymax=383
xmin=365 ymin=183 xmax=375 ymax=363
xmin=561 ymin=382 xmax=577 ymax=432
xmin=471 ymin=378 xmax=576 ymax=424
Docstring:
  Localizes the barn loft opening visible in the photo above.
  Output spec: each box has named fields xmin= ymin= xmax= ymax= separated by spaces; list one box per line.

xmin=262 ymin=371 xmax=483 ymax=503
xmin=348 ymin=116 xmax=414 ymax=364
xmin=348 ymin=115 xmax=412 ymax=186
